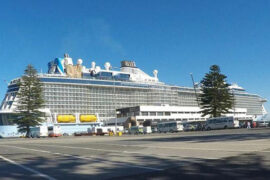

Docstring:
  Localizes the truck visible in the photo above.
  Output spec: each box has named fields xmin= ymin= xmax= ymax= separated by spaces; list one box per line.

xmin=48 ymin=126 xmax=62 ymax=137
xmin=29 ymin=126 xmax=48 ymax=138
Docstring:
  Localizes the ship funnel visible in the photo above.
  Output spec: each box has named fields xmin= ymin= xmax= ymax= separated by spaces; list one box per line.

xmin=153 ymin=70 xmax=158 ymax=78
xmin=121 ymin=61 xmax=136 ymax=68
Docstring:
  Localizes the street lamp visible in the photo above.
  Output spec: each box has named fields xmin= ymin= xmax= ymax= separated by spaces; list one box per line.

xmin=113 ymin=74 xmax=118 ymax=134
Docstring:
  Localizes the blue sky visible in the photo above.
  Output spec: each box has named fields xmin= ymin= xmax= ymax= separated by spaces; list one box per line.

xmin=0 ymin=0 xmax=269 ymax=111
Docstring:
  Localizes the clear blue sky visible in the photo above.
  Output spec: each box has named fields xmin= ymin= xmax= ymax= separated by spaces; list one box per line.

xmin=0 ymin=0 xmax=269 ymax=111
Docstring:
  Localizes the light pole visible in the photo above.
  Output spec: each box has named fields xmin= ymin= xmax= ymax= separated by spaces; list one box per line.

xmin=232 ymin=88 xmax=235 ymax=118
xmin=111 ymin=66 xmax=120 ymax=134
xmin=114 ymin=77 xmax=117 ymax=134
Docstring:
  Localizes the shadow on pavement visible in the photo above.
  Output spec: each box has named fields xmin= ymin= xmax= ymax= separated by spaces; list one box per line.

xmin=113 ymin=153 xmax=270 ymax=180
xmin=0 ymin=151 xmax=269 ymax=180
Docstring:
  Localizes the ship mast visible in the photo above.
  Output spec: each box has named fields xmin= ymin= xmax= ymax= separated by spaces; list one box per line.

xmin=190 ymin=73 xmax=200 ymax=107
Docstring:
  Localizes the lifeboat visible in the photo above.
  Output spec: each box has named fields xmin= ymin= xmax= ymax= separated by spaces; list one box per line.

xmin=80 ymin=115 xmax=97 ymax=122
xmin=57 ymin=115 xmax=76 ymax=123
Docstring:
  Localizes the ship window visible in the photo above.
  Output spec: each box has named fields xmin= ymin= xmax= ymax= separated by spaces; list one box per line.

xmin=99 ymin=72 xmax=113 ymax=77
xmin=150 ymin=112 xmax=156 ymax=116
xmin=141 ymin=112 xmax=148 ymax=116
xmin=0 ymin=113 xmax=16 ymax=125
xmin=165 ymin=112 xmax=170 ymax=116
xmin=115 ymin=74 xmax=130 ymax=80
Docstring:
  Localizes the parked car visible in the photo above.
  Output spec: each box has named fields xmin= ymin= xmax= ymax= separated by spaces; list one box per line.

xmin=129 ymin=126 xmax=144 ymax=135
xmin=183 ymin=122 xmax=203 ymax=131
xmin=183 ymin=123 xmax=195 ymax=131
xmin=257 ymin=121 xmax=269 ymax=127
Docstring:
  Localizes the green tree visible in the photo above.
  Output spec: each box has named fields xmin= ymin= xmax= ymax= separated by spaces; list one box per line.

xmin=199 ymin=65 xmax=233 ymax=117
xmin=15 ymin=64 xmax=45 ymax=137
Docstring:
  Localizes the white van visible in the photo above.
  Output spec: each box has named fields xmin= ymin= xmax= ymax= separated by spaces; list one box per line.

xmin=143 ymin=126 xmax=152 ymax=134
xmin=29 ymin=126 xmax=48 ymax=138
xmin=205 ymin=116 xmax=235 ymax=130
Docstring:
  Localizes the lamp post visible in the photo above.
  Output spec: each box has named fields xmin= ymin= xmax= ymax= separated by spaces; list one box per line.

xmin=114 ymin=77 xmax=118 ymax=134
xmin=232 ymin=88 xmax=235 ymax=118
xmin=111 ymin=66 xmax=121 ymax=134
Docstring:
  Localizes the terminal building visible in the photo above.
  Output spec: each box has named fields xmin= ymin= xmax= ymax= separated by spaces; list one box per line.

xmin=0 ymin=54 xmax=267 ymax=137
xmin=106 ymin=105 xmax=253 ymax=128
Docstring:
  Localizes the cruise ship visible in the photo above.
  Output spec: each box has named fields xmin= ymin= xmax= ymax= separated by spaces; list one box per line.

xmin=0 ymin=54 xmax=267 ymax=137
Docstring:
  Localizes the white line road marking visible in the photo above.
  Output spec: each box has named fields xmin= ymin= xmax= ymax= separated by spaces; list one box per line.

xmin=0 ymin=155 xmax=56 ymax=180
xmin=0 ymin=145 xmax=163 ymax=171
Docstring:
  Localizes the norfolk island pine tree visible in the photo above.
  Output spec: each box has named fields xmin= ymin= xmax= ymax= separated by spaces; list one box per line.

xmin=15 ymin=64 xmax=45 ymax=137
xmin=199 ymin=65 xmax=234 ymax=118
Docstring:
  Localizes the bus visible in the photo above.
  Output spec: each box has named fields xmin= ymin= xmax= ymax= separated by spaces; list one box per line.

xmin=205 ymin=116 xmax=238 ymax=130
xmin=157 ymin=121 xmax=184 ymax=133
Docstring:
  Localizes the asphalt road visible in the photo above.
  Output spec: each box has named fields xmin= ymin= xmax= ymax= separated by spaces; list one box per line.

xmin=0 ymin=128 xmax=269 ymax=180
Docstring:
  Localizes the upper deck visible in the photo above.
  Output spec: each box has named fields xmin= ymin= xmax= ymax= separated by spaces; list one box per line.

xmin=47 ymin=54 xmax=162 ymax=85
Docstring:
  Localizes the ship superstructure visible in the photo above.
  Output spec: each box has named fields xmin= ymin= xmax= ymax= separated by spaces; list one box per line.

xmin=0 ymin=54 xmax=267 ymax=136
